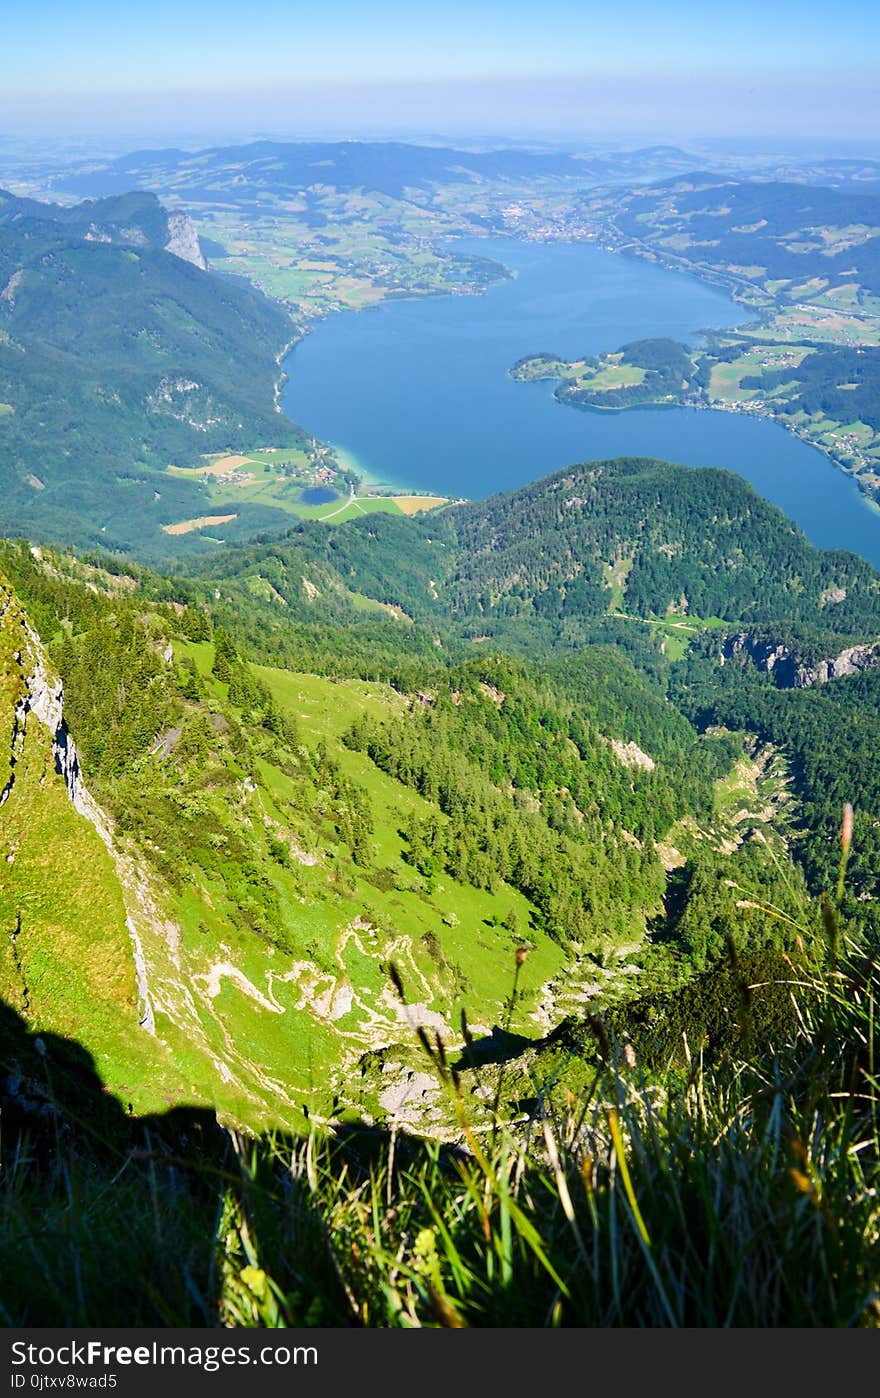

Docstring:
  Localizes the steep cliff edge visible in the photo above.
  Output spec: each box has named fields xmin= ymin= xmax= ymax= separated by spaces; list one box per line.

xmin=0 ymin=574 xmax=256 ymax=1118
xmin=0 ymin=574 xmax=157 ymax=1090
xmin=0 ymin=573 xmax=308 ymax=1123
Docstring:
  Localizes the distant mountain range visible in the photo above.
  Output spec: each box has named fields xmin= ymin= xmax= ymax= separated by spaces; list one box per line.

xmin=46 ymin=141 xmax=880 ymax=208
xmin=54 ymin=140 xmax=704 ymax=202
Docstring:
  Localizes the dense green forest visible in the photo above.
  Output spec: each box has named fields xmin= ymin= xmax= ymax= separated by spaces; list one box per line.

xmin=192 ymin=457 xmax=880 ymax=641
xmin=346 ymin=659 xmax=681 ymax=941
xmin=440 ymin=458 xmax=880 ymax=629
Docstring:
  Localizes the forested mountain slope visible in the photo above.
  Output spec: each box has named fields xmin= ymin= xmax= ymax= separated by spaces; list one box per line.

xmin=204 ymin=457 xmax=880 ymax=640
xmin=442 ymin=458 xmax=880 ymax=628
xmin=0 ymin=190 xmax=304 ymax=554
xmin=5 ymin=446 xmax=880 ymax=1326
xmin=159 ymin=455 xmax=880 ymax=937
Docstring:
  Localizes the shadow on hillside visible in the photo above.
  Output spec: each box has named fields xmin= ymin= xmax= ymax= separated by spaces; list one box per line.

xmin=0 ymin=996 xmax=227 ymax=1166
xmin=0 ymin=997 xmax=370 ymax=1325
xmin=452 ymin=1023 xmax=543 ymax=1068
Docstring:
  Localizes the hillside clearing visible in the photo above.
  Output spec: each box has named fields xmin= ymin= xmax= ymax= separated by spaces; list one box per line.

xmin=162 ymin=514 xmax=238 ymax=536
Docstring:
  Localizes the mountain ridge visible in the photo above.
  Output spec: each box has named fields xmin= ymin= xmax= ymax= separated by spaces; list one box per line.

xmin=53 ymin=140 xmax=700 ymax=202
xmin=198 ymin=456 xmax=880 ymax=645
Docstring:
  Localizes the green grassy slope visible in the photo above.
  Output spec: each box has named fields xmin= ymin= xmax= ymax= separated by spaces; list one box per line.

xmin=1 ymin=538 xmax=815 ymax=1135
xmin=0 ymin=566 xmax=572 ymax=1131
xmin=0 ymin=576 xmax=172 ymax=1102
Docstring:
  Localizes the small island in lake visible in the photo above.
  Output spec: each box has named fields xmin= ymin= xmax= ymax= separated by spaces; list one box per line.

xmin=511 ymin=337 xmax=696 ymax=411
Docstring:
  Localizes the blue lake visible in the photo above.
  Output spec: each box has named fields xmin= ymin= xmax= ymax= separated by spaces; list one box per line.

xmin=283 ymin=236 xmax=880 ymax=568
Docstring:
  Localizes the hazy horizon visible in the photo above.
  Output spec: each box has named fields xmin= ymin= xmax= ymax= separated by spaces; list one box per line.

xmin=3 ymin=0 xmax=878 ymax=150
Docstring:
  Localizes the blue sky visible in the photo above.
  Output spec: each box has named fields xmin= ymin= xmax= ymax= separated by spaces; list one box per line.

xmin=3 ymin=0 xmax=879 ymax=144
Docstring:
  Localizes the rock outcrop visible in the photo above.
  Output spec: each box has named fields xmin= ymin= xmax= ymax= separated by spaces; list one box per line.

xmin=164 ymin=212 xmax=207 ymax=270
xmin=722 ymin=632 xmax=880 ymax=688
xmin=610 ymin=738 xmax=655 ymax=771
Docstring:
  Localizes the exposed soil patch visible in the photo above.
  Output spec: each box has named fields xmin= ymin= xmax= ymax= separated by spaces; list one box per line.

xmin=162 ymin=514 xmax=237 ymax=536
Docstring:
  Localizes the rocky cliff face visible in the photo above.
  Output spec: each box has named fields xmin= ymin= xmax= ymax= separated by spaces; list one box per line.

xmin=722 ymin=632 xmax=880 ymax=688
xmin=164 ymin=212 xmax=207 ymax=270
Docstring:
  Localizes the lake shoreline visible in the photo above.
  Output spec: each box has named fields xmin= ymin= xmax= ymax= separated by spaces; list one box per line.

xmin=328 ymin=441 xmax=417 ymax=496
xmin=282 ymin=235 xmax=880 ymax=567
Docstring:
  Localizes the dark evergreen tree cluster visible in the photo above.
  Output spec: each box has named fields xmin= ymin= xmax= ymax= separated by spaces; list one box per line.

xmin=442 ymin=459 xmax=880 ymax=630
xmin=344 ymin=658 xmax=707 ymax=943
xmin=674 ymin=645 xmax=880 ymax=931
